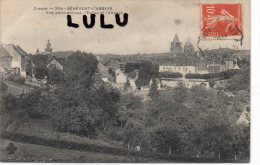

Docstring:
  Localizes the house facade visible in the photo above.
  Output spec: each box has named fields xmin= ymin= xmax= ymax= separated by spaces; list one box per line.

xmin=160 ymin=78 xmax=210 ymax=89
xmin=115 ymin=69 xmax=127 ymax=84
xmin=47 ymin=58 xmax=64 ymax=71
xmin=5 ymin=44 xmax=28 ymax=77
xmin=0 ymin=44 xmax=12 ymax=74
xmin=159 ymin=65 xmax=196 ymax=75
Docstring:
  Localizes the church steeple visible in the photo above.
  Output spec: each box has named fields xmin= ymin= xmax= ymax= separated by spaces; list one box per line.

xmin=170 ymin=33 xmax=183 ymax=54
xmin=173 ymin=34 xmax=180 ymax=43
xmin=184 ymin=38 xmax=194 ymax=54
xmin=45 ymin=40 xmax=53 ymax=54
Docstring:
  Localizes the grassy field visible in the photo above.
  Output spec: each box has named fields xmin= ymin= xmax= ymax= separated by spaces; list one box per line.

xmin=7 ymin=119 xmax=122 ymax=148
xmin=5 ymin=81 xmax=33 ymax=95
xmin=0 ymin=138 xmax=165 ymax=162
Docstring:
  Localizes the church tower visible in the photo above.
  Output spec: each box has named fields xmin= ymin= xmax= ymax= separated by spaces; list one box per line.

xmin=170 ymin=34 xmax=183 ymax=54
xmin=184 ymin=38 xmax=194 ymax=54
xmin=45 ymin=40 xmax=53 ymax=54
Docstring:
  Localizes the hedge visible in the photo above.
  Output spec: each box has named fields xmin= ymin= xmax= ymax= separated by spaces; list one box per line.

xmin=185 ymin=69 xmax=240 ymax=80
xmin=1 ymin=131 xmax=222 ymax=162
xmin=158 ymin=72 xmax=183 ymax=79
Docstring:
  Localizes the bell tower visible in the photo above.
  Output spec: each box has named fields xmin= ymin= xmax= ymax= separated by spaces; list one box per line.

xmin=45 ymin=40 xmax=53 ymax=54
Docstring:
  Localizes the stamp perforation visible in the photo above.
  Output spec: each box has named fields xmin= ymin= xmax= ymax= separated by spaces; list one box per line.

xmin=199 ymin=3 xmax=244 ymax=41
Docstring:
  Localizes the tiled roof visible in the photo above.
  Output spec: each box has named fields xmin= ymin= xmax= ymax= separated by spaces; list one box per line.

xmin=31 ymin=55 xmax=50 ymax=65
xmin=54 ymin=58 xmax=66 ymax=66
xmin=13 ymin=45 xmax=28 ymax=57
xmin=5 ymin=44 xmax=28 ymax=58
xmin=32 ymin=54 xmax=66 ymax=67
xmin=0 ymin=44 xmax=12 ymax=58
xmin=184 ymin=39 xmax=193 ymax=47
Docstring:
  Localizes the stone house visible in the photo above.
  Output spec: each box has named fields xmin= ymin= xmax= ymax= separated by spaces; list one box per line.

xmin=115 ymin=69 xmax=127 ymax=84
xmin=47 ymin=58 xmax=64 ymax=71
xmin=0 ymin=44 xmax=12 ymax=74
xmin=159 ymin=65 xmax=196 ymax=75
xmin=5 ymin=44 xmax=28 ymax=77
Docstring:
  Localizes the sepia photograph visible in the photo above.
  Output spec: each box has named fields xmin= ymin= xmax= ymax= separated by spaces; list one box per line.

xmin=0 ymin=0 xmax=251 ymax=163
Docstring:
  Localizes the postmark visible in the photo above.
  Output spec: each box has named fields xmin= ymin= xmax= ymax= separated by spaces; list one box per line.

xmin=201 ymin=4 xmax=243 ymax=40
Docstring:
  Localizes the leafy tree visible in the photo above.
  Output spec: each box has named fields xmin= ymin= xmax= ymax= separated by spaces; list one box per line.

xmin=117 ymin=94 xmax=142 ymax=128
xmin=6 ymin=143 xmax=17 ymax=154
xmin=172 ymin=83 xmax=188 ymax=104
xmin=202 ymin=123 xmax=234 ymax=160
xmin=124 ymin=79 xmax=131 ymax=92
xmin=19 ymin=89 xmax=51 ymax=119
xmin=47 ymin=67 xmax=65 ymax=85
xmin=119 ymin=93 xmax=142 ymax=110
xmin=123 ymin=119 xmax=144 ymax=147
xmin=52 ymin=106 xmax=96 ymax=137
xmin=209 ymin=80 xmax=216 ymax=88
xmin=82 ymin=86 xmax=120 ymax=130
xmin=65 ymin=51 xmax=98 ymax=88
xmin=227 ymin=66 xmax=250 ymax=91
xmin=135 ymin=61 xmax=158 ymax=88
xmin=148 ymin=78 xmax=158 ymax=98
xmin=150 ymin=124 xmax=181 ymax=154
xmin=117 ymin=108 xmax=128 ymax=128
xmin=33 ymin=63 xmax=48 ymax=79
xmin=0 ymin=81 xmax=8 ymax=93
xmin=233 ymin=125 xmax=250 ymax=159
xmin=124 ymin=63 xmax=141 ymax=73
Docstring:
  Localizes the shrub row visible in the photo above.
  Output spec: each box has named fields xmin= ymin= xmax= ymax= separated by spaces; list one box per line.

xmin=1 ymin=131 xmax=219 ymax=162
xmin=7 ymin=76 xmax=25 ymax=84
xmin=185 ymin=69 xmax=240 ymax=80
xmin=158 ymin=72 xmax=183 ymax=79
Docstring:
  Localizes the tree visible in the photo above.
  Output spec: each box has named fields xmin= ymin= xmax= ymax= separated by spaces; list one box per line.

xmin=52 ymin=106 xmax=96 ymax=137
xmin=123 ymin=119 xmax=144 ymax=147
xmin=209 ymin=80 xmax=216 ymax=88
xmin=202 ymin=123 xmax=234 ymax=160
xmin=172 ymin=83 xmax=188 ymax=104
xmin=233 ymin=125 xmax=250 ymax=159
xmin=124 ymin=79 xmax=131 ymax=92
xmin=47 ymin=67 xmax=65 ymax=85
xmin=227 ymin=66 xmax=250 ymax=91
xmin=117 ymin=108 xmax=128 ymax=128
xmin=117 ymin=94 xmax=142 ymax=128
xmin=33 ymin=63 xmax=48 ymax=79
xmin=135 ymin=61 xmax=158 ymax=88
xmin=150 ymin=124 xmax=181 ymax=154
xmin=6 ymin=143 xmax=17 ymax=154
xmin=65 ymin=51 xmax=98 ymax=88
xmin=0 ymin=81 xmax=8 ymax=93
xmin=148 ymin=78 xmax=158 ymax=98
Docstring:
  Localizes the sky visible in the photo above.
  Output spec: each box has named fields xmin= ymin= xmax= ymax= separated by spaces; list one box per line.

xmin=0 ymin=0 xmax=250 ymax=55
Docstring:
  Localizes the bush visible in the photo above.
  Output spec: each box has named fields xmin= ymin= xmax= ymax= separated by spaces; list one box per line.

xmin=1 ymin=131 xmax=220 ymax=162
xmin=7 ymin=76 xmax=25 ymax=84
xmin=158 ymin=72 xmax=183 ymax=78
xmin=0 ymin=81 xmax=8 ymax=93
xmin=52 ymin=106 xmax=97 ymax=137
xmin=185 ymin=70 xmax=240 ymax=80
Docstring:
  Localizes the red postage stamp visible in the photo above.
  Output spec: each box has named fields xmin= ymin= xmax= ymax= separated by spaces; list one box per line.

xmin=201 ymin=4 xmax=243 ymax=39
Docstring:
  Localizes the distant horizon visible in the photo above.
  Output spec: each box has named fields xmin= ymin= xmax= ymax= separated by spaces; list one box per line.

xmin=0 ymin=41 xmax=251 ymax=56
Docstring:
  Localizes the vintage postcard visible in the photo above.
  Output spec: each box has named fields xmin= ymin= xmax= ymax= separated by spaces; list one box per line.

xmin=0 ymin=0 xmax=250 ymax=163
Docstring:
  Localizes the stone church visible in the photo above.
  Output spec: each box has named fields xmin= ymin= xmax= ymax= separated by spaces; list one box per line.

xmin=170 ymin=34 xmax=194 ymax=54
